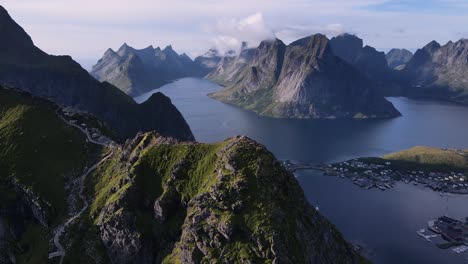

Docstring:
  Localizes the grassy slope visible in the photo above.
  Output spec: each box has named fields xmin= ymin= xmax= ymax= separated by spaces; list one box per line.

xmin=383 ymin=146 xmax=468 ymax=172
xmin=0 ymin=88 xmax=96 ymax=263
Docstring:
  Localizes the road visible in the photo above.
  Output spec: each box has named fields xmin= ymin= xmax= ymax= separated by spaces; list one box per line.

xmin=56 ymin=109 xmax=114 ymax=146
xmin=49 ymin=111 xmax=114 ymax=263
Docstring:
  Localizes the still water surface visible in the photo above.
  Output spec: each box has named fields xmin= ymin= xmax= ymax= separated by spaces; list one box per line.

xmin=135 ymin=77 xmax=468 ymax=263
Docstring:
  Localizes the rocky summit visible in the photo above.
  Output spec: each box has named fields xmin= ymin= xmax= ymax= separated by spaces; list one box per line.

xmin=92 ymin=44 xmax=205 ymax=97
xmin=0 ymin=6 xmax=193 ymax=141
xmin=0 ymin=88 xmax=366 ymax=263
xmin=88 ymin=133 xmax=365 ymax=264
xmin=208 ymin=35 xmax=400 ymax=119
xmin=402 ymin=39 xmax=468 ymax=104
xmin=385 ymin=49 xmax=413 ymax=69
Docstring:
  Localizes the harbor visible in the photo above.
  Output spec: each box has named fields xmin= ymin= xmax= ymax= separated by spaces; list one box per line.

xmin=416 ymin=216 xmax=468 ymax=257
xmin=322 ymin=159 xmax=468 ymax=194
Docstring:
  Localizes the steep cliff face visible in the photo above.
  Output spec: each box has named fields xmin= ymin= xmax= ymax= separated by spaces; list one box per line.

xmin=0 ymin=6 xmax=193 ymax=141
xmin=92 ymin=44 xmax=204 ymax=97
xmin=386 ymin=49 xmax=413 ymax=69
xmin=209 ymin=34 xmax=400 ymax=119
xmin=403 ymin=39 xmax=468 ymax=104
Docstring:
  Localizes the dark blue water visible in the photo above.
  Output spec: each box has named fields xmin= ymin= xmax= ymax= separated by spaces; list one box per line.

xmin=135 ymin=77 xmax=468 ymax=264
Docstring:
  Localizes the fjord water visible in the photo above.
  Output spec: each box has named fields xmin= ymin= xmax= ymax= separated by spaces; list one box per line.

xmin=135 ymin=77 xmax=468 ymax=264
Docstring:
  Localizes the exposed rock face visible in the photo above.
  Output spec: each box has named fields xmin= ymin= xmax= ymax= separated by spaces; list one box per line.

xmin=0 ymin=5 xmax=193 ymax=141
xmin=206 ymin=43 xmax=256 ymax=85
xmin=193 ymin=48 xmax=222 ymax=75
xmin=402 ymin=39 xmax=468 ymax=104
xmin=90 ymin=133 xmax=365 ymax=264
xmin=209 ymin=35 xmax=400 ymax=119
xmin=329 ymin=34 xmax=391 ymax=81
xmin=92 ymin=44 xmax=205 ymax=97
xmin=386 ymin=49 xmax=413 ymax=69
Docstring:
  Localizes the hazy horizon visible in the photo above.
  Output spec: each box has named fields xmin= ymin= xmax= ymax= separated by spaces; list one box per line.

xmin=3 ymin=0 xmax=468 ymax=70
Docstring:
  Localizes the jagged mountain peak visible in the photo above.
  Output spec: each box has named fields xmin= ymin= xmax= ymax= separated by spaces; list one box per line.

xmin=103 ymin=48 xmax=117 ymax=57
xmin=224 ymin=50 xmax=237 ymax=57
xmin=290 ymin=34 xmax=328 ymax=47
xmin=423 ymin=40 xmax=441 ymax=52
xmin=332 ymin=33 xmax=364 ymax=48
xmin=0 ymin=4 xmax=41 ymax=58
xmin=92 ymin=41 xmax=206 ymax=96
xmin=117 ymin=42 xmax=135 ymax=56
xmin=241 ymin=41 xmax=249 ymax=50
xmin=386 ymin=48 xmax=413 ymax=69
xmin=204 ymin=48 xmax=220 ymax=57
xmin=258 ymin=38 xmax=284 ymax=48
xmin=288 ymin=34 xmax=331 ymax=60
xmin=145 ymin=44 xmax=154 ymax=50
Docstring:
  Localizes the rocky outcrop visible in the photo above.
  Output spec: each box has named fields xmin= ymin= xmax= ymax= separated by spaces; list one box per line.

xmin=402 ymin=39 xmax=468 ymax=104
xmin=92 ymin=44 xmax=205 ymax=97
xmin=209 ymin=35 xmax=400 ymax=119
xmin=386 ymin=49 xmax=413 ymax=69
xmin=0 ymin=5 xmax=193 ymax=141
xmin=89 ymin=133 xmax=365 ymax=264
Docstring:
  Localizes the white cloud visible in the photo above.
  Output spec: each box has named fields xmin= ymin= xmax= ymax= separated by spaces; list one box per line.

xmin=208 ymin=12 xmax=275 ymax=54
xmin=275 ymin=24 xmax=348 ymax=43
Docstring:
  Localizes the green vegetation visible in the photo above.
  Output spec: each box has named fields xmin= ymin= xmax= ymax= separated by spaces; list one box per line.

xmin=0 ymin=89 xmax=363 ymax=263
xmin=0 ymin=87 xmax=104 ymax=263
xmin=0 ymin=88 xmax=96 ymax=224
xmin=134 ymin=141 xmax=225 ymax=201
xmin=73 ymin=134 xmax=362 ymax=263
xmin=383 ymin=146 xmax=468 ymax=173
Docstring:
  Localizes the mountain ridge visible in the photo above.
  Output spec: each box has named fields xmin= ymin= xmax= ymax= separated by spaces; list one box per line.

xmin=92 ymin=43 xmax=205 ymax=96
xmin=0 ymin=87 xmax=367 ymax=263
xmin=402 ymin=38 xmax=468 ymax=104
xmin=208 ymin=34 xmax=400 ymax=119
xmin=0 ymin=5 xmax=194 ymax=141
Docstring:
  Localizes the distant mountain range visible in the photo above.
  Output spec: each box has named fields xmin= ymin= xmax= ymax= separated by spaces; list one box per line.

xmin=402 ymin=39 xmax=468 ymax=104
xmin=0 ymin=6 xmax=193 ymax=141
xmin=91 ymin=44 xmax=207 ymax=97
xmin=208 ymin=35 xmax=400 ymax=119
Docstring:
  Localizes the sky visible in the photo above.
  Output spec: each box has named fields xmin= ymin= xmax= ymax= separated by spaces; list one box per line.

xmin=2 ymin=0 xmax=468 ymax=70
